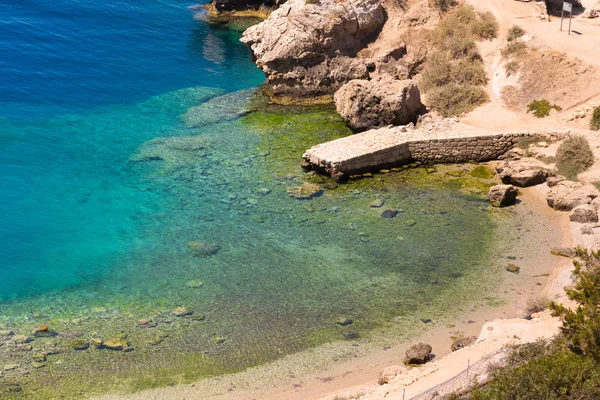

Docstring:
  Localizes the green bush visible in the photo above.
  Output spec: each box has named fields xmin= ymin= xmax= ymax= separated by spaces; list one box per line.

xmin=507 ymin=25 xmax=526 ymax=42
xmin=527 ymin=99 xmax=561 ymax=118
xmin=555 ymin=135 xmax=594 ymax=179
xmin=551 ymin=248 xmax=600 ymax=361
xmin=464 ymin=248 xmax=600 ymax=399
xmin=470 ymin=350 xmax=600 ymax=400
xmin=591 ymin=106 xmax=600 ymax=131
xmin=426 ymin=84 xmax=488 ymax=117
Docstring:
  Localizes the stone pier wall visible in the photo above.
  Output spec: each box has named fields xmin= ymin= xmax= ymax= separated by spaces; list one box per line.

xmin=408 ymin=134 xmax=522 ymax=164
xmin=303 ymin=122 xmax=537 ymax=178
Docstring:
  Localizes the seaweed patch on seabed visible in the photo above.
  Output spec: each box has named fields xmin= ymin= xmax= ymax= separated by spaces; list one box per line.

xmin=0 ymin=89 xmax=536 ymax=399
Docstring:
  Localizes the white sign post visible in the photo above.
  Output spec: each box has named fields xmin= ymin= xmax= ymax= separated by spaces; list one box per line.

xmin=561 ymin=2 xmax=573 ymax=35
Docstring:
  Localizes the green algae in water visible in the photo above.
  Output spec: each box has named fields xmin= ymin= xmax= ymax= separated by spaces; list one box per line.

xmin=0 ymin=90 xmax=506 ymax=399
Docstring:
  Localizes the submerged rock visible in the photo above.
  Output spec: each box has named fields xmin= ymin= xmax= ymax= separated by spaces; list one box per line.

xmin=181 ymin=88 xmax=258 ymax=128
xmin=104 ymin=338 xmax=129 ymax=351
xmin=336 ymin=318 xmax=353 ymax=326
xmin=506 ymin=264 xmax=520 ymax=273
xmin=32 ymin=324 xmax=57 ymax=338
xmin=129 ymin=136 xmax=211 ymax=170
xmin=404 ymin=342 xmax=432 ymax=365
xmin=185 ymin=280 xmax=205 ymax=288
xmin=287 ymin=183 xmax=323 ymax=199
xmin=381 ymin=209 xmax=399 ymax=219
xmin=172 ymin=307 xmax=193 ymax=317
xmin=488 ymin=184 xmax=518 ymax=207
xmin=370 ymin=199 xmax=385 ymax=208
xmin=70 ymin=339 xmax=89 ymax=350
xmin=188 ymin=241 xmax=220 ymax=256
xmin=335 ymin=76 xmax=422 ymax=130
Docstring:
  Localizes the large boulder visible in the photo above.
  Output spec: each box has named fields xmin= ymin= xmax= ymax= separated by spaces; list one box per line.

xmin=497 ymin=161 xmax=550 ymax=187
xmin=241 ymin=0 xmax=385 ymax=101
xmin=404 ymin=342 xmax=432 ymax=365
xmin=488 ymin=184 xmax=518 ymax=207
xmin=569 ymin=204 xmax=599 ymax=223
xmin=334 ymin=76 xmax=423 ymax=130
xmin=547 ymin=181 xmax=599 ymax=211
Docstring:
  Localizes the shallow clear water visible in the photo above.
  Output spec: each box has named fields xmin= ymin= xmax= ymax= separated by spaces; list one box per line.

xmin=0 ymin=1 xmax=511 ymax=397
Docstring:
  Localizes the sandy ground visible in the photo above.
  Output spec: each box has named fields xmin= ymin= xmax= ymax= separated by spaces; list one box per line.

xmin=463 ymin=0 xmax=600 ymax=132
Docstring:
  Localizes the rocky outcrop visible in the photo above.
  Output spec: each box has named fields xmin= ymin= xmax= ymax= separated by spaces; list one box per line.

xmin=569 ymin=204 xmax=598 ymax=223
xmin=404 ymin=342 xmax=432 ymax=365
xmin=241 ymin=0 xmax=386 ymax=102
xmin=488 ymin=184 xmax=518 ymax=207
xmin=546 ymin=180 xmax=600 ymax=211
xmin=334 ymin=76 xmax=422 ymax=131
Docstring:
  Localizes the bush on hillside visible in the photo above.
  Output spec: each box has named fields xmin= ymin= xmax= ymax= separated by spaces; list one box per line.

xmin=501 ymin=40 xmax=527 ymax=57
xmin=527 ymin=99 xmax=561 ymax=118
xmin=473 ymin=11 xmax=499 ymax=40
xmin=591 ymin=106 xmax=600 ymax=131
xmin=525 ymin=296 xmax=550 ymax=318
xmin=507 ymin=25 xmax=526 ymax=42
xmin=551 ymin=248 xmax=600 ymax=361
xmin=426 ymin=84 xmax=488 ymax=117
xmin=420 ymin=52 xmax=487 ymax=90
xmin=469 ymin=350 xmax=600 ymax=399
xmin=422 ymin=6 xmax=496 ymax=117
xmin=465 ymin=248 xmax=600 ymax=399
xmin=555 ymin=135 xmax=594 ymax=179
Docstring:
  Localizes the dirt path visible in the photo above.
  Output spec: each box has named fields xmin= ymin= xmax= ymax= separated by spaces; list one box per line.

xmin=459 ymin=0 xmax=600 ymax=131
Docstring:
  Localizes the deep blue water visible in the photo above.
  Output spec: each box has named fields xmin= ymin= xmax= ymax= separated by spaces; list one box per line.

xmin=0 ymin=0 xmax=264 ymax=300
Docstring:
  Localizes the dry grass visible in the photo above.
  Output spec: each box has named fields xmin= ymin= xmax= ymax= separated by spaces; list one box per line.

xmin=421 ymin=5 xmax=495 ymax=116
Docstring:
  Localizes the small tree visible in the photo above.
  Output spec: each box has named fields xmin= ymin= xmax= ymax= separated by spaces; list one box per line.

xmin=551 ymin=248 xmax=600 ymax=361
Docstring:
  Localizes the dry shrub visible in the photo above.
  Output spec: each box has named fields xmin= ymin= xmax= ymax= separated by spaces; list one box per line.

xmin=525 ymin=296 xmax=550 ymax=318
xmin=430 ymin=0 xmax=455 ymax=12
xmin=502 ymin=40 xmax=527 ymax=57
xmin=507 ymin=25 xmax=526 ymax=42
xmin=555 ymin=135 xmax=595 ymax=179
xmin=426 ymin=84 xmax=488 ymax=117
xmin=473 ymin=11 xmax=499 ymax=40
xmin=422 ymin=5 xmax=496 ymax=117
xmin=421 ymin=52 xmax=487 ymax=90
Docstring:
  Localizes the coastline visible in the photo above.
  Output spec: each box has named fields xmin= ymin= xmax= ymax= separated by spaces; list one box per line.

xmin=88 ymin=180 xmax=573 ymax=400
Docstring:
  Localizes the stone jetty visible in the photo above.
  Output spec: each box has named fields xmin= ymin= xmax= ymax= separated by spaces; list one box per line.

xmin=302 ymin=118 xmax=533 ymax=180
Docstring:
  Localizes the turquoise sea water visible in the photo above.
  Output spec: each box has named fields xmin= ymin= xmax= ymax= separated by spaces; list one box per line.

xmin=0 ymin=1 xmax=515 ymax=397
